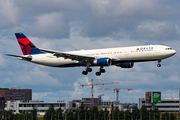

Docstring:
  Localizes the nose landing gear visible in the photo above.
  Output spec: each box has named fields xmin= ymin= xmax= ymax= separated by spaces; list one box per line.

xmin=157 ymin=60 xmax=161 ymax=67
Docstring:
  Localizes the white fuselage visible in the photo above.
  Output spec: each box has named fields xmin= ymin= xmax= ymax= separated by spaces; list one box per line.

xmin=24 ymin=45 xmax=176 ymax=67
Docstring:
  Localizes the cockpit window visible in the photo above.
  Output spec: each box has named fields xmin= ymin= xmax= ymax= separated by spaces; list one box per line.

xmin=165 ymin=48 xmax=172 ymax=50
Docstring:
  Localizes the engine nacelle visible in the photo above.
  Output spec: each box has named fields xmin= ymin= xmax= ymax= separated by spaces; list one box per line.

xmin=93 ymin=58 xmax=112 ymax=66
xmin=117 ymin=62 xmax=134 ymax=68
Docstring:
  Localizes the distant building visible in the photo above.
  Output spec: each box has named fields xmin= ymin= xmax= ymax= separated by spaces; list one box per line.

xmin=139 ymin=98 xmax=179 ymax=112
xmin=119 ymin=103 xmax=138 ymax=111
xmin=73 ymin=97 xmax=102 ymax=108
xmin=100 ymin=101 xmax=137 ymax=111
xmin=0 ymin=96 xmax=5 ymax=110
xmin=5 ymin=100 xmax=76 ymax=115
xmin=5 ymin=99 xmax=137 ymax=115
xmin=0 ymin=88 xmax=32 ymax=110
xmin=73 ymin=97 xmax=137 ymax=111
xmin=82 ymin=97 xmax=102 ymax=107
xmin=0 ymin=88 xmax=32 ymax=103
xmin=101 ymin=100 xmax=120 ymax=106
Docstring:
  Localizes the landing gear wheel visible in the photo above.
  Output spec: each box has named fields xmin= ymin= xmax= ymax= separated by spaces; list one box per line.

xmin=157 ymin=60 xmax=161 ymax=67
xmin=100 ymin=69 xmax=105 ymax=73
xmin=82 ymin=71 xmax=88 ymax=75
xmin=157 ymin=64 xmax=161 ymax=67
xmin=87 ymin=68 xmax=92 ymax=72
xmin=96 ymin=72 xmax=101 ymax=76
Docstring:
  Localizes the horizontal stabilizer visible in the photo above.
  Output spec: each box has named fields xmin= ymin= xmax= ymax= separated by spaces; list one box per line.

xmin=5 ymin=54 xmax=32 ymax=61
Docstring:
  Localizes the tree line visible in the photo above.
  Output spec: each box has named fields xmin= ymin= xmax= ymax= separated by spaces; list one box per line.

xmin=0 ymin=107 xmax=37 ymax=120
xmin=43 ymin=103 xmax=177 ymax=120
xmin=0 ymin=104 xmax=177 ymax=120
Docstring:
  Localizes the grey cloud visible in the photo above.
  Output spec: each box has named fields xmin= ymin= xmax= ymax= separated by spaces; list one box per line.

xmin=0 ymin=0 xmax=20 ymax=29
xmin=5 ymin=0 xmax=87 ymax=38
xmin=3 ymin=0 xmax=179 ymax=40
xmin=29 ymin=12 xmax=70 ymax=38
xmin=86 ymin=0 xmax=173 ymax=19
xmin=82 ymin=17 xmax=138 ymax=38
xmin=52 ymin=43 xmax=78 ymax=51
xmin=131 ymin=21 xmax=180 ymax=40
xmin=0 ymin=41 xmax=8 ymax=69
xmin=1 ymin=58 xmax=72 ymax=92
xmin=13 ymin=0 xmax=86 ymax=17
xmin=82 ymin=0 xmax=179 ymax=40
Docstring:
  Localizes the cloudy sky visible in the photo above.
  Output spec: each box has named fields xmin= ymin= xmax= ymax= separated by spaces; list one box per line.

xmin=0 ymin=0 xmax=180 ymax=105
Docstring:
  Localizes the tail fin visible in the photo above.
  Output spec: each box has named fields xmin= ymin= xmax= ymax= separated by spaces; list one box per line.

xmin=15 ymin=33 xmax=44 ymax=55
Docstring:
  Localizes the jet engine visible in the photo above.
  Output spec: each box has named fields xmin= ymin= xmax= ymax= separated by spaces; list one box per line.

xmin=93 ymin=58 xmax=112 ymax=66
xmin=117 ymin=62 xmax=134 ymax=68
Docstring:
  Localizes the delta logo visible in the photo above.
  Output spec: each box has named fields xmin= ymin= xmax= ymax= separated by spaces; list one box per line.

xmin=136 ymin=47 xmax=153 ymax=51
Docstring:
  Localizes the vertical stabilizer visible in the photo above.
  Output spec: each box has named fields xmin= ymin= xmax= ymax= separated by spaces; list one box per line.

xmin=15 ymin=33 xmax=44 ymax=55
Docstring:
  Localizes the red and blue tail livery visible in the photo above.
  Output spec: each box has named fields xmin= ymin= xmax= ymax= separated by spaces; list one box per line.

xmin=15 ymin=33 xmax=44 ymax=55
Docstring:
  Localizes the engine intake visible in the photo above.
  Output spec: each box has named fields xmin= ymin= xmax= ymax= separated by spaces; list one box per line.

xmin=93 ymin=58 xmax=112 ymax=66
xmin=117 ymin=62 xmax=134 ymax=68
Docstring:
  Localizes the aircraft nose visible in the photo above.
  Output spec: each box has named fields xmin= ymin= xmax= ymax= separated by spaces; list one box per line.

xmin=173 ymin=50 xmax=176 ymax=54
xmin=172 ymin=50 xmax=176 ymax=55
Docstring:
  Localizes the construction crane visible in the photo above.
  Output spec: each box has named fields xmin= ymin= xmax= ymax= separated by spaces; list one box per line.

xmin=114 ymin=88 xmax=132 ymax=101
xmin=98 ymin=94 xmax=104 ymax=99
xmin=88 ymin=88 xmax=132 ymax=101
xmin=80 ymin=79 xmax=119 ymax=107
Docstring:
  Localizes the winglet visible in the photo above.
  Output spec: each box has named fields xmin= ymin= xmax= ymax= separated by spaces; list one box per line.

xmin=15 ymin=33 xmax=44 ymax=55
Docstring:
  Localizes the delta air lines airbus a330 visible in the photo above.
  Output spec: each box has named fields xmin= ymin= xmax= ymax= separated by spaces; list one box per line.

xmin=6 ymin=33 xmax=176 ymax=76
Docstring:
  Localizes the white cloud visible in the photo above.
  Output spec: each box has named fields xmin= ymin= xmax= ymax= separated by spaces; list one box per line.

xmin=134 ymin=21 xmax=178 ymax=39
xmin=0 ymin=53 xmax=7 ymax=69
xmin=161 ymin=90 xmax=179 ymax=99
xmin=70 ymin=82 xmax=83 ymax=98
xmin=69 ymin=77 xmax=93 ymax=99
xmin=16 ymin=66 xmax=63 ymax=86
xmin=167 ymin=75 xmax=180 ymax=82
xmin=0 ymin=63 xmax=64 ymax=88
xmin=0 ymin=0 xmax=20 ymax=29
xmin=33 ymin=92 xmax=52 ymax=101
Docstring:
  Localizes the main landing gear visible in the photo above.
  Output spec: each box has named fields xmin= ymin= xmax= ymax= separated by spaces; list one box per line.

xmin=82 ymin=65 xmax=106 ymax=76
xmin=96 ymin=66 xmax=105 ymax=76
xmin=157 ymin=60 xmax=161 ymax=67
xmin=82 ymin=67 xmax=92 ymax=75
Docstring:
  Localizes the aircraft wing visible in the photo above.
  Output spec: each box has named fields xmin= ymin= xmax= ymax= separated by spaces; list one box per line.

xmin=33 ymin=47 xmax=95 ymax=63
xmin=5 ymin=54 xmax=32 ymax=61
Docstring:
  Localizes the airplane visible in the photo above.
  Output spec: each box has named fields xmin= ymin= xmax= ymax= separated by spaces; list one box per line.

xmin=6 ymin=33 xmax=176 ymax=76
